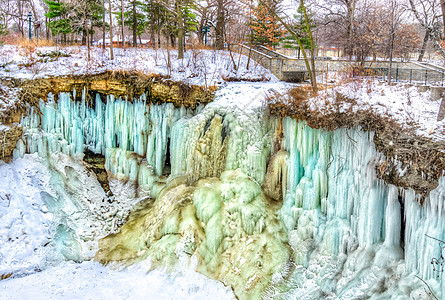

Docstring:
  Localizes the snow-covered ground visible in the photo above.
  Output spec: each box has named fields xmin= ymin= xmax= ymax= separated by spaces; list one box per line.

xmin=0 ymin=45 xmax=277 ymax=85
xmin=312 ymin=76 xmax=444 ymax=141
xmin=0 ymin=261 xmax=235 ymax=300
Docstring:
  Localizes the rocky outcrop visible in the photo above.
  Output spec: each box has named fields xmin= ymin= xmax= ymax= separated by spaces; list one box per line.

xmin=0 ymin=123 xmax=22 ymax=162
xmin=17 ymin=72 xmax=216 ymax=110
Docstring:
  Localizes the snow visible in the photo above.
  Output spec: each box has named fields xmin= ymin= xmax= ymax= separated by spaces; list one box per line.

xmin=0 ymin=153 xmax=142 ymax=276
xmin=0 ymin=83 xmax=19 ymax=119
xmin=311 ymin=75 xmax=444 ymax=141
xmin=0 ymin=45 xmax=278 ymax=85
xmin=0 ymin=261 xmax=235 ymax=300
xmin=0 ymin=44 xmax=444 ymax=299
xmin=0 ymin=153 xmax=235 ymax=299
xmin=213 ymin=81 xmax=289 ymax=110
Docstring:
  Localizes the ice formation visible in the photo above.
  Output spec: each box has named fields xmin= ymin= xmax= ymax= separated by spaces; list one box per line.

xmin=8 ymin=87 xmax=445 ymax=299
xmin=0 ymin=152 xmax=142 ymax=278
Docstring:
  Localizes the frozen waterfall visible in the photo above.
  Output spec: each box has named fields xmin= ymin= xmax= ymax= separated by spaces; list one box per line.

xmin=11 ymin=88 xmax=445 ymax=299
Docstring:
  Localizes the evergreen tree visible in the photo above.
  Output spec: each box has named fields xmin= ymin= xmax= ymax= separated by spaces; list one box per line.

xmin=44 ymin=0 xmax=72 ymax=43
xmin=158 ymin=1 xmax=197 ymax=50
xmin=0 ymin=16 xmax=7 ymax=37
xmin=115 ymin=0 xmax=147 ymax=45
xmin=71 ymin=0 xmax=104 ymax=45
xmin=248 ymin=0 xmax=284 ymax=49
xmin=281 ymin=6 xmax=314 ymax=58
xmin=144 ymin=0 xmax=168 ymax=47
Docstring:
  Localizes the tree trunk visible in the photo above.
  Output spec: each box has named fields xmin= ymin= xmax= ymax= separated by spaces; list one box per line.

xmin=18 ymin=0 xmax=24 ymax=37
xmin=176 ymin=0 xmax=184 ymax=58
xmin=388 ymin=34 xmax=395 ymax=85
xmin=102 ymin=0 xmax=106 ymax=49
xmin=346 ymin=0 xmax=356 ymax=59
xmin=418 ymin=30 xmax=429 ymax=62
xmin=246 ymin=47 xmax=252 ymax=69
xmin=82 ymin=28 xmax=87 ymax=45
xmin=87 ymin=26 xmax=91 ymax=60
xmin=132 ymin=0 xmax=137 ymax=47
xmin=300 ymin=0 xmax=317 ymax=92
xmin=121 ymin=0 xmax=125 ymax=49
xmin=166 ymin=31 xmax=172 ymax=75
xmin=441 ymin=0 xmax=445 ymax=38
xmin=198 ymin=7 xmax=207 ymax=44
xmin=150 ymin=0 xmax=155 ymax=48
xmin=46 ymin=17 xmax=50 ymax=40
xmin=215 ymin=0 xmax=225 ymax=50
xmin=109 ymin=0 xmax=114 ymax=60
xmin=170 ymin=34 xmax=175 ymax=47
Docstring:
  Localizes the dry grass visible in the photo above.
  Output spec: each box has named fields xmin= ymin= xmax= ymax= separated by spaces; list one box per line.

xmin=12 ymin=37 xmax=55 ymax=47
xmin=10 ymin=37 xmax=55 ymax=48
xmin=266 ymin=83 xmax=445 ymax=200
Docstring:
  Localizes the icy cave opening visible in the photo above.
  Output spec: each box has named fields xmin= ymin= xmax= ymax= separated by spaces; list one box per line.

xmin=4 ymin=87 xmax=445 ymax=299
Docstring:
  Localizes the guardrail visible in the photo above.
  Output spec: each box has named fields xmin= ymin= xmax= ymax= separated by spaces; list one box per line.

xmin=231 ymin=44 xmax=285 ymax=79
xmin=354 ymin=67 xmax=445 ymax=86
xmin=232 ymin=44 xmax=445 ymax=86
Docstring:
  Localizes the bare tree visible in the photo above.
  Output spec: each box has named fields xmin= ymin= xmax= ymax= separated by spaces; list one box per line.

xmin=195 ymin=0 xmax=216 ymax=44
xmin=408 ymin=0 xmax=445 ymax=61
xmin=0 ymin=0 xmax=46 ymax=38
xmin=131 ymin=0 xmax=136 ymax=46
xmin=441 ymin=0 xmax=445 ymax=37
xmin=313 ymin=0 xmax=358 ymax=58
xmin=393 ymin=24 xmax=421 ymax=60
xmin=385 ymin=0 xmax=405 ymax=84
xmin=355 ymin=1 xmax=390 ymax=63
xmin=259 ymin=0 xmax=318 ymax=91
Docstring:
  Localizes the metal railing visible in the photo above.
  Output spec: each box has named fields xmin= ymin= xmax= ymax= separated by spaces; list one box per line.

xmin=354 ymin=67 xmax=445 ymax=86
xmin=232 ymin=44 xmax=445 ymax=86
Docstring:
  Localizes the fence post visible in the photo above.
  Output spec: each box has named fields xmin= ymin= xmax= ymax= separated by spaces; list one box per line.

xmin=425 ymin=70 xmax=428 ymax=85
xmin=410 ymin=69 xmax=412 ymax=83
xmin=396 ymin=68 xmax=399 ymax=82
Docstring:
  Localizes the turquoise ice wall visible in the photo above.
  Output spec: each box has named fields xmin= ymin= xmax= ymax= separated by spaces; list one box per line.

xmin=14 ymin=90 xmax=445 ymax=298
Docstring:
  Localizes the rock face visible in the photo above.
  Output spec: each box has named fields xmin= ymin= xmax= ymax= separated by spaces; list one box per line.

xmin=0 ymin=123 xmax=22 ymax=162
xmin=17 ymin=72 xmax=216 ymax=110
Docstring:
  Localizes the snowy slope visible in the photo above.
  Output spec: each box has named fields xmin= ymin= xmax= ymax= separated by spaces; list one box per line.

xmin=0 ymin=45 xmax=278 ymax=85
xmin=312 ymin=78 xmax=444 ymax=141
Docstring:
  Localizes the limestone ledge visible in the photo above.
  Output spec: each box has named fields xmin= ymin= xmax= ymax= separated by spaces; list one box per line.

xmin=17 ymin=72 xmax=217 ymax=109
